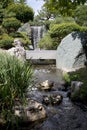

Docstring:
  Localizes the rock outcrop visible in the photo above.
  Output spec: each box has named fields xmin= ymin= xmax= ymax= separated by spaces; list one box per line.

xmin=56 ymin=32 xmax=87 ymax=72
xmin=7 ymin=39 xmax=26 ymax=61
xmin=14 ymin=99 xmax=47 ymax=122
xmin=18 ymin=22 xmax=31 ymax=36
xmin=38 ymin=80 xmax=54 ymax=90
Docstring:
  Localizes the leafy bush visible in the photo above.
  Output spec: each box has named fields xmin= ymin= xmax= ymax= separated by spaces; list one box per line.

xmin=2 ymin=17 xmax=21 ymax=33
xmin=49 ymin=23 xmax=87 ymax=49
xmin=0 ymin=26 xmax=6 ymax=35
xmin=51 ymin=16 xmax=75 ymax=25
xmin=7 ymin=3 xmax=34 ymax=23
xmin=0 ymin=51 xmax=33 ymax=125
xmin=74 ymin=5 xmax=87 ymax=26
xmin=63 ymin=73 xmax=71 ymax=85
xmin=0 ymin=34 xmax=13 ymax=49
xmin=0 ymin=5 xmax=4 ymax=24
xmin=10 ymin=32 xmax=31 ymax=49
xmin=38 ymin=33 xmax=53 ymax=50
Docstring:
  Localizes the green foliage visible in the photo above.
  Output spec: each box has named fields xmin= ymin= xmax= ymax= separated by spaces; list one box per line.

xmin=0 ymin=34 xmax=14 ymax=49
xmin=0 ymin=51 xmax=33 ymax=124
xmin=49 ymin=23 xmax=80 ymax=38
xmin=38 ymin=33 xmax=53 ymax=50
xmin=17 ymin=32 xmax=31 ymax=49
xmin=0 ymin=26 xmax=7 ymax=35
xmin=9 ymin=32 xmax=31 ymax=49
xmin=49 ymin=23 xmax=87 ymax=49
xmin=0 ymin=0 xmax=14 ymax=8
xmin=7 ymin=4 xmax=34 ymax=23
xmin=2 ymin=17 xmax=21 ymax=33
xmin=52 ymin=16 xmax=75 ymax=24
xmin=43 ymin=0 xmax=87 ymax=17
xmin=0 ymin=5 xmax=4 ymax=24
xmin=63 ymin=73 xmax=71 ymax=84
xmin=74 ymin=5 xmax=87 ymax=26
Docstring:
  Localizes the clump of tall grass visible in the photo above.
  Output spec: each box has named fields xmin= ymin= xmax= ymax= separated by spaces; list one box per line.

xmin=0 ymin=50 xmax=33 ymax=126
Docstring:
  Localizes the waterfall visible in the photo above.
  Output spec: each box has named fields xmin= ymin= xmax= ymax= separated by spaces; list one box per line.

xmin=31 ymin=26 xmax=46 ymax=49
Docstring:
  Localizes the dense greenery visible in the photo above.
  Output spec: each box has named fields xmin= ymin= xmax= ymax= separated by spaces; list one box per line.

xmin=74 ymin=5 xmax=87 ymax=26
xmin=2 ymin=17 xmax=21 ymax=33
xmin=38 ymin=33 xmax=53 ymax=50
xmin=7 ymin=4 xmax=34 ymax=23
xmin=39 ymin=22 xmax=87 ymax=50
xmin=0 ymin=50 xmax=33 ymax=125
xmin=0 ymin=1 xmax=34 ymax=50
xmin=43 ymin=0 xmax=87 ymax=17
xmin=0 ymin=34 xmax=13 ymax=49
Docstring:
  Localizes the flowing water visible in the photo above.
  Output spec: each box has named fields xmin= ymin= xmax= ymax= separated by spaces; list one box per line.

xmin=22 ymin=26 xmax=87 ymax=130
xmin=31 ymin=26 xmax=46 ymax=49
xmin=21 ymin=65 xmax=87 ymax=130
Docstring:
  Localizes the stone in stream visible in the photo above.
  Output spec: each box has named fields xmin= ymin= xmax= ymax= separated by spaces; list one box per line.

xmin=71 ymin=81 xmax=83 ymax=97
xmin=38 ymin=80 xmax=54 ymax=91
xmin=56 ymin=31 xmax=87 ymax=72
xmin=14 ymin=99 xmax=47 ymax=122
xmin=43 ymin=94 xmax=63 ymax=106
xmin=26 ymin=99 xmax=47 ymax=122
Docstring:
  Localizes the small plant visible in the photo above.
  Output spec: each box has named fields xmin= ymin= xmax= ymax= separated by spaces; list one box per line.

xmin=38 ymin=33 xmax=53 ymax=50
xmin=0 ymin=51 xmax=33 ymax=127
xmin=63 ymin=73 xmax=71 ymax=85
xmin=0 ymin=34 xmax=13 ymax=49
xmin=2 ymin=17 xmax=21 ymax=33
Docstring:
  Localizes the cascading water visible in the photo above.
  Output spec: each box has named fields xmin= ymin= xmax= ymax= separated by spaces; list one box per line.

xmin=31 ymin=26 xmax=46 ymax=49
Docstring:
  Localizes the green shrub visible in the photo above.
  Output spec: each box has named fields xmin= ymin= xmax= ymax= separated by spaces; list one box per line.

xmin=7 ymin=3 xmax=34 ymax=23
xmin=0 ymin=26 xmax=7 ymax=35
xmin=74 ymin=5 xmax=87 ymax=26
xmin=9 ymin=32 xmax=23 ymax=38
xmin=49 ymin=23 xmax=87 ymax=49
xmin=9 ymin=32 xmax=31 ymax=49
xmin=38 ymin=33 xmax=53 ymax=50
xmin=63 ymin=73 xmax=71 ymax=85
xmin=0 ymin=34 xmax=13 ymax=49
xmin=51 ymin=16 xmax=75 ymax=25
xmin=0 ymin=51 xmax=33 ymax=124
xmin=0 ymin=5 xmax=4 ymax=24
xmin=2 ymin=17 xmax=21 ymax=33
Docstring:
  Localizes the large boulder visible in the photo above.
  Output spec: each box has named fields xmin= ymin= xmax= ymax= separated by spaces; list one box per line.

xmin=38 ymin=80 xmax=54 ymax=91
xmin=14 ymin=99 xmax=47 ymax=122
xmin=18 ymin=22 xmax=31 ymax=36
xmin=7 ymin=39 xmax=26 ymax=62
xmin=56 ymin=32 xmax=87 ymax=72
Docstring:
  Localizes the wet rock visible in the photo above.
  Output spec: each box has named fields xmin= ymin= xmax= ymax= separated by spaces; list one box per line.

xmin=51 ymin=94 xmax=63 ymax=105
xmin=52 ymin=81 xmax=68 ymax=92
xmin=71 ymin=81 xmax=83 ymax=97
xmin=14 ymin=100 xmax=47 ymax=122
xmin=26 ymin=100 xmax=47 ymax=122
xmin=43 ymin=95 xmax=50 ymax=105
xmin=38 ymin=80 xmax=54 ymax=91
xmin=43 ymin=94 xmax=63 ymax=106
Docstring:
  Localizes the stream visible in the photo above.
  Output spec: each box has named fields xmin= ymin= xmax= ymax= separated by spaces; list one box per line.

xmin=20 ymin=65 xmax=87 ymax=130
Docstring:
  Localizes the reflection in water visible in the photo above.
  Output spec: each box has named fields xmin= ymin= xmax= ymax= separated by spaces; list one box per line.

xmin=33 ymin=65 xmax=63 ymax=84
